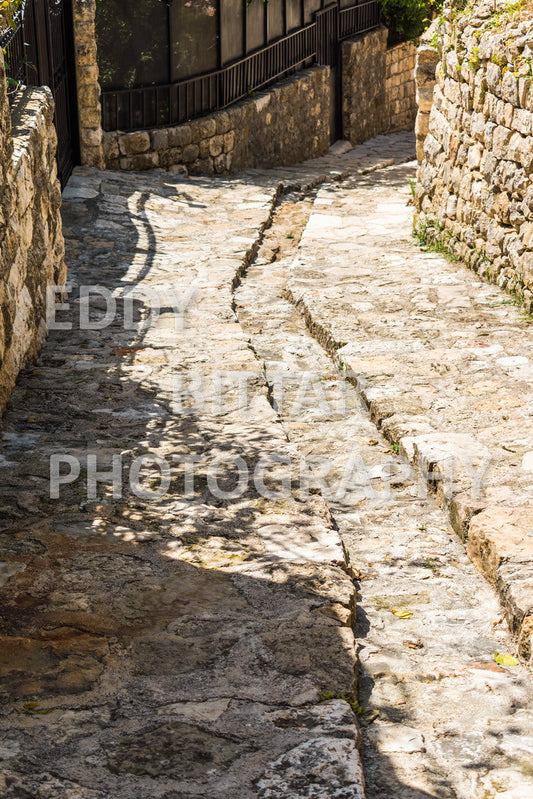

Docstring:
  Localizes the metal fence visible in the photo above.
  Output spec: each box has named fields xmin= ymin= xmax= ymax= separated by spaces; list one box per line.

xmin=101 ymin=0 xmax=380 ymax=132
xmin=1 ymin=0 xmax=79 ymax=186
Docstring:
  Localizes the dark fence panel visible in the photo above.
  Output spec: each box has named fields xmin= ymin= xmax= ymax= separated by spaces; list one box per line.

xmin=96 ymin=0 xmax=169 ymax=91
xmin=170 ymin=0 xmax=219 ymax=80
xmin=101 ymin=0 xmax=380 ymax=132
xmin=246 ymin=0 xmax=265 ymax=54
xmin=315 ymin=4 xmax=338 ymax=69
xmin=102 ymin=20 xmax=317 ymax=132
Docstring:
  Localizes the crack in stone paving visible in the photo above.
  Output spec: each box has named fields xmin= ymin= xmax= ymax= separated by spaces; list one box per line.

xmin=0 ymin=131 xmax=531 ymax=798
xmin=234 ymin=178 xmax=533 ymax=799
xmin=0 ymin=167 xmax=365 ymax=798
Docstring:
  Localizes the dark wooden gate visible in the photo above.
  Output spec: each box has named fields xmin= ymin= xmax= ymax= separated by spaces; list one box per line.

xmin=1 ymin=0 xmax=79 ymax=187
xmin=316 ymin=4 xmax=340 ymax=142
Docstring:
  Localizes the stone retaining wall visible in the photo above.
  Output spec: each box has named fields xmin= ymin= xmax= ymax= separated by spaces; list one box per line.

xmin=0 ymin=52 xmax=66 ymax=413
xmin=342 ymin=27 xmax=417 ymax=145
xmin=103 ymin=67 xmax=332 ymax=174
xmin=415 ymin=0 xmax=533 ymax=308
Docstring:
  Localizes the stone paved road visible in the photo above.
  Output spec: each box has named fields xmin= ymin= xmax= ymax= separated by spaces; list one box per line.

xmin=236 ymin=181 xmax=533 ymax=799
xmin=0 ymin=131 xmax=532 ymax=798
xmin=287 ymin=162 xmax=533 ymax=662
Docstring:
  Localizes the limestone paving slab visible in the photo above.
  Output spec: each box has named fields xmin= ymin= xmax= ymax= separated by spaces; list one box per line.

xmin=235 ymin=187 xmax=533 ymax=799
xmin=0 ymin=168 xmax=365 ymax=797
xmin=1 ymin=129 xmax=531 ymax=799
xmin=287 ymin=161 xmax=533 ymax=663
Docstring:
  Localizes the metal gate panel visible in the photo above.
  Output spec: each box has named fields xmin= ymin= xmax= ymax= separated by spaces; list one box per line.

xmin=1 ymin=0 xmax=79 ymax=187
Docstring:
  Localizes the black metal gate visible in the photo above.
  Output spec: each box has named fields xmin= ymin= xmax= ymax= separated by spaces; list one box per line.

xmin=100 ymin=0 xmax=381 ymax=134
xmin=316 ymin=4 xmax=340 ymax=141
xmin=1 ymin=0 xmax=79 ymax=187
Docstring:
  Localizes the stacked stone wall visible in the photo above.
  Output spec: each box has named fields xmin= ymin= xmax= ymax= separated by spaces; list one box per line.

xmin=415 ymin=0 xmax=533 ymax=308
xmin=0 ymin=52 xmax=66 ymax=414
xmin=386 ymin=40 xmax=418 ymax=131
xmin=72 ymin=0 xmax=104 ymax=167
xmin=342 ymin=27 xmax=417 ymax=145
xmin=103 ymin=67 xmax=331 ymax=174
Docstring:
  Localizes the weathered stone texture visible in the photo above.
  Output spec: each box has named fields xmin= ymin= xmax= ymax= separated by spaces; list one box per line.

xmin=72 ymin=0 xmax=105 ymax=167
xmin=386 ymin=39 xmax=417 ymax=132
xmin=343 ymin=27 xmax=417 ymax=145
xmin=0 ymin=52 xmax=66 ymax=414
xmin=104 ymin=67 xmax=332 ymax=174
xmin=415 ymin=0 xmax=533 ymax=308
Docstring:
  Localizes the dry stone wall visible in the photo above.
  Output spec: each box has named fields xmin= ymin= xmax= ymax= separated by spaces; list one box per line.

xmin=342 ymin=27 xmax=417 ymax=145
xmin=386 ymin=39 xmax=418 ymax=131
xmin=415 ymin=0 xmax=533 ymax=308
xmin=103 ymin=67 xmax=332 ymax=174
xmin=0 ymin=53 xmax=66 ymax=414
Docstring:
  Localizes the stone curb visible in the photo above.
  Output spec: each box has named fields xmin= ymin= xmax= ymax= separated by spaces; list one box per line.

xmin=285 ymin=281 xmax=533 ymax=662
xmin=284 ymin=165 xmax=533 ymax=664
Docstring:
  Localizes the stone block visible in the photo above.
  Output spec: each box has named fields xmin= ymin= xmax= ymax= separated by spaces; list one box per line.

xmin=215 ymin=111 xmax=232 ymax=135
xmin=168 ymin=126 xmax=192 ymax=148
xmin=198 ymin=139 xmax=211 ymax=159
xmin=159 ymin=147 xmax=183 ymax=168
xmin=512 ymin=107 xmax=532 ymax=135
xmin=119 ymin=131 xmax=151 ymax=156
xmin=189 ymin=157 xmax=214 ymax=175
xmin=151 ymin=129 xmax=169 ymax=151
xmin=492 ymin=125 xmax=512 ymax=158
xmin=223 ymin=131 xmax=235 ymax=153
xmin=209 ymin=135 xmax=224 ymax=158
xmin=182 ymin=144 xmax=200 ymax=164
xmin=80 ymin=127 xmax=102 ymax=148
xmin=486 ymin=62 xmax=501 ymax=93
xmin=119 ymin=152 xmax=159 ymax=170
xmin=467 ymin=143 xmax=483 ymax=170
xmin=213 ymin=153 xmax=227 ymax=173
xmin=191 ymin=118 xmax=217 ymax=141
xmin=501 ymin=70 xmax=519 ymax=105
xmin=467 ymin=507 xmax=533 ymax=659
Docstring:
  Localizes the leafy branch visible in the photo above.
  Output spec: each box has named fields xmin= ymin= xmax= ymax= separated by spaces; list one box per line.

xmin=0 ymin=1 xmax=21 ymax=31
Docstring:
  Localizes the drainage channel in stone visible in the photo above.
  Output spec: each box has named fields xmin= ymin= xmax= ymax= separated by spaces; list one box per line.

xmin=234 ymin=188 xmax=533 ymax=799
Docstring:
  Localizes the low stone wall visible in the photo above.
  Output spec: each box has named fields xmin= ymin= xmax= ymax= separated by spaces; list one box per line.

xmin=415 ymin=0 xmax=533 ymax=308
xmin=342 ymin=27 xmax=417 ymax=145
xmin=103 ymin=67 xmax=331 ymax=174
xmin=0 ymin=54 xmax=66 ymax=413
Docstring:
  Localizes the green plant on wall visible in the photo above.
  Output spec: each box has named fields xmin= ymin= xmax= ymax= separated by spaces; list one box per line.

xmin=1 ymin=1 xmax=23 ymax=94
xmin=0 ymin=0 xmax=20 ymax=31
xmin=378 ymin=0 xmax=443 ymax=42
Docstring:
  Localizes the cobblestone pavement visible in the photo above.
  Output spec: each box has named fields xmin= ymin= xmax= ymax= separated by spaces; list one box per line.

xmin=0 ymin=130 xmax=531 ymax=798
xmin=286 ymin=162 xmax=533 ymax=663
xmin=236 ymin=184 xmax=533 ymax=799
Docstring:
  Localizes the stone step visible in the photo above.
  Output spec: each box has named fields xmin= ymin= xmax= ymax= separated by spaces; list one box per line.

xmin=285 ymin=160 xmax=533 ymax=666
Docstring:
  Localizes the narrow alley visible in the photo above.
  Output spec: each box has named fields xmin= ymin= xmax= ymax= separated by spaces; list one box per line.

xmin=0 ymin=131 xmax=532 ymax=799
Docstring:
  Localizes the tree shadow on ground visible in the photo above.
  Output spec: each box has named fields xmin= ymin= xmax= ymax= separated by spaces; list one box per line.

xmin=0 ymin=166 xmax=457 ymax=798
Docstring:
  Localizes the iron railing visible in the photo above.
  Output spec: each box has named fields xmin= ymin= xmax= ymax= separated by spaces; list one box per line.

xmin=102 ymin=0 xmax=380 ymax=132
xmin=1 ymin=0 xmax=34 ymax=86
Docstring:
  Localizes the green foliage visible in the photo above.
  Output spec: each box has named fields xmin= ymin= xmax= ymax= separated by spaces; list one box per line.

xmin=0 ymin=1 xmax=20 ymax=31
xmin=319 ymin=691 xmax=364 ymax=716
xmin=0 ymin=0 xmax=21 ymax=30
xmin=413 ymin=216 xmax=460 ymax=261
xmin=378 ymin=0 xmax=443 ymax=42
